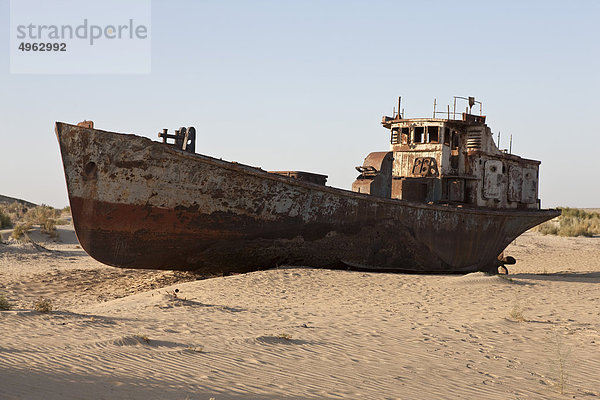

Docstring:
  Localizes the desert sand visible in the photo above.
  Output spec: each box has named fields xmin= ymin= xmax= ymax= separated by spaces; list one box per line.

xmin=1 ymin=224 xmax=599 ymax=399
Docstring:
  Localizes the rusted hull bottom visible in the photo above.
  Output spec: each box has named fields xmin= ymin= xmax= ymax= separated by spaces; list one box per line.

xmin=70 ymin=195 xmax=555 ymax=274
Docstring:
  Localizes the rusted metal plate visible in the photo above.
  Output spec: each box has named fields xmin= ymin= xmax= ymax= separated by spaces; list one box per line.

xmin=56 ymin=122 xmax=559 ymax=274
xmin=508 ymin=166 xmax=523 ymax=202
xmin=483 ymin=160 xmax=503 ymax=199
xmin=522 ymin=168 xmax=538 ymax=204
xmin=352 ymin=152 xmax=393 ymax=198
xmin=448 ymin=179 xmax=464 ymax=202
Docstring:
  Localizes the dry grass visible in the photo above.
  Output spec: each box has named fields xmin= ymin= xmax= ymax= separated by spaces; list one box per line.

xmin=164 ymin=289 xmax=181 ymax=299
xmin=134 ymin=334 xmax=150 ymax=344
xmin=509 ymin=303 xmax=526 ymax=322
xmin=549 ymin=327 xmax=570 ymax=395
xmin=508 ymin=297 xmax=527 ymax=322
xmin=276 ymin=333 xmax=293 ymax=340
xmin=535 ymin=207 xmax=600 ymax=237
xmin=186 ymin=345 xmax=204 ymax=353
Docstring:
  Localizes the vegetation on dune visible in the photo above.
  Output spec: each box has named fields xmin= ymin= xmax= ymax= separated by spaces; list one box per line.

xmin=0 ymin=294 xmax=10 ymax=311
xmin=41 ymin=219 xmax=58 ymax=238
xmin=12 ymin=223 xmax=32 ymax=241
xmin=509 ymin=303 xmax=526 ymax=322
xmin=3 ymin=203 xmax=71 ymax=240
xmin=0 ymin=209 xmax=11 ymax=229
xmin=33 ymin=297 xmax=53 ymax=313
xmin=535 ymin=207 xmax=600 ymax=237
xmin=549 ymin=327 xmax=570 ymax=395
xmin=134 ymin=334 xmax=150 ymax=344
xmin=24 ymin=204 xmax=61 ymax=226
xmin=23 ymin=205 xmax=62 ymax=239
xmin=0 ymin=202 xmax=73 ymax=241
xmin=0 ymin=201 xmax=29 ymax=225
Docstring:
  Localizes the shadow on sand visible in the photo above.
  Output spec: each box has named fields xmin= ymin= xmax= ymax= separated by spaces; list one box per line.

xmin=512 ymin=271 xmax=600 ymax=283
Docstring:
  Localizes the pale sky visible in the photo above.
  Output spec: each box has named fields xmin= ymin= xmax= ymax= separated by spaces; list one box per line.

xmin=1 ymin=0 xmax=599 ymax=208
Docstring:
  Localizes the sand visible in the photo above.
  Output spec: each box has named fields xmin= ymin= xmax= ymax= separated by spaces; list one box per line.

xmin=1 ymin=225 xmax=599 ymax=399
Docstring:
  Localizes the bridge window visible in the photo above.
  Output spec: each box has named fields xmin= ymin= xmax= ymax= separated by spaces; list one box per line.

xmin=401 ymin=127 xmax=409 ymax=144
xmin=443 ymin=127 xmax=450 ymax=145
xmin=391 ymin=128 xmax=399 ymax=144
xmin=414 ymin=127 xmax=424 ymax=143
xmin=427 ymin=126 xmax=439 ymax=143
xmin=452 ymin=131 xmax=459 ymax=149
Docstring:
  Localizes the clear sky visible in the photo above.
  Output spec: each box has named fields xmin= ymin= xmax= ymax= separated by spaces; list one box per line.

xmin=1 ymin=0 xmax=598 ymax=208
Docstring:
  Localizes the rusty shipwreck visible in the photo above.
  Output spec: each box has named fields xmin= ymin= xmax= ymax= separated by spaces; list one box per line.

xmin=56 ymin=97 xmax=559 ymax=274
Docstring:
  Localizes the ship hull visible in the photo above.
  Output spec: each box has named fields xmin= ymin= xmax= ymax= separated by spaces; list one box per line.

xmin=56 ymin=123 xmax=559 ymax=274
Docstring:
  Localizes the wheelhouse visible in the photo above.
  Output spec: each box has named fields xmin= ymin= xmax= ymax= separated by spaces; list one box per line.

xmin=352 ymin=97 xmax=540 ymax=210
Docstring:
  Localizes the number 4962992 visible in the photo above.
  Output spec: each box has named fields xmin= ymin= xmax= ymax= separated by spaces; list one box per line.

xmin=18 ymin=42 xmax=66 ymax=51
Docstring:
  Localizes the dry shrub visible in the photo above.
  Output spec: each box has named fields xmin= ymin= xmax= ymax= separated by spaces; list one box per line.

xmin=276 ymin=333 xmax=293 ymax=340
xmin=0 ymin=294 xmax=10 ymax=310
xmin=535 ymin=207 xmax=600 ymax=237
xmin=0 ymin=208 xmax=11 ymax=228
xmin=509 ymin=304 xmax=526 ymax=322
xmin=25 ymin=205 xmax=60 ymax=225
xmin=134 ymin=334 xmax=150 ymax=344
xmin=33 ymin=297 xmax=53 ymax=313
xmin=186 ymin=345 xmax=204 ymax=353
xmin=12 ymin=223 xmax=32 ymax=241
xmin=536 ymin=221 xmax=559 ymax=235
xmin=0 ymin=201 xmax=29 ymax=225
xmin=41 ymin=219 xmax=58 ymax=238
xmin=24 ymin=205 xmax=60 ymax=237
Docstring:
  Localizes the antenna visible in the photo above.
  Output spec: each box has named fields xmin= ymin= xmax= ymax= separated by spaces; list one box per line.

xmin=509 ymin=134 xmax=513 ymax=154
xmin=497 ymin=131 xmax=500 ymax=147
xmin=453 ymin=97 xmax=457 ymax=118
xmin=398 ymin=96 xmax=401 ymax=118
xmin=433 ymin=98 xmax=437 ymax=118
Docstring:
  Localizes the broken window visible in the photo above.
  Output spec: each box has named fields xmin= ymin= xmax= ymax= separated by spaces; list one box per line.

xmin=414 ymin=127 xmax=424 ymax=143
xmin=427 ymin=126 xmax=439 ymax=143
xmin=443 ymin=127 xmax=450 ymax=145
xmin=451 ymin=131 xmax=459 ymax=149
xmin=401 ymin=127 xmax=409 ymax=144
xmin=391 ymin=128 xmax=399 ymax=144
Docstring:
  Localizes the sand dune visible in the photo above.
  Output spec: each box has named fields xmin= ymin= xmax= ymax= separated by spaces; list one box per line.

xmin=1 ymin=226 xmax=599 ymax=399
